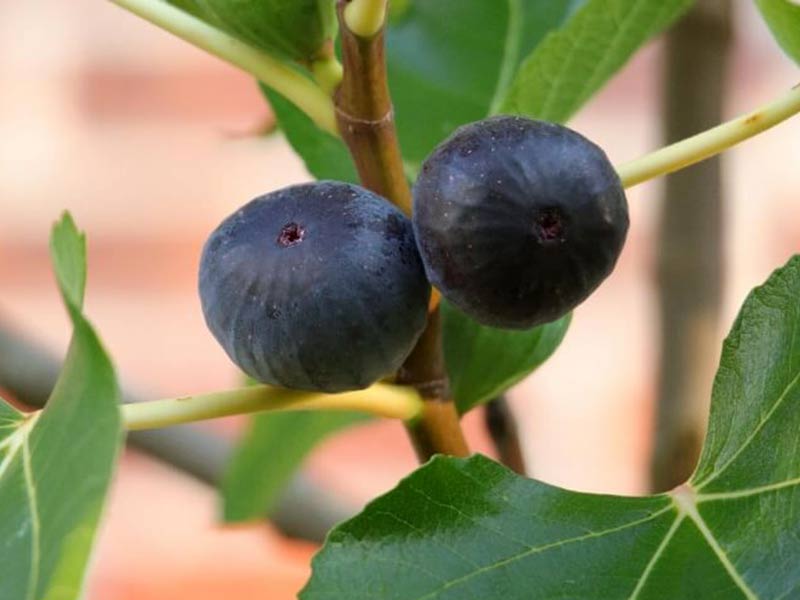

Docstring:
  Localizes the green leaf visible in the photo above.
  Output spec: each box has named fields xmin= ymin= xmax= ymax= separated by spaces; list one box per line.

xmin=302 ymin=256 xmax=800 ymax=599
xmin=263 ymin=85 xmax=358 ymax=183
xmin=193 ymin=0 xmax=336 ymax=63
xmin=264 ymin=1 xmax=583 ymax=179
xmin=165 ymin=0 xmax=220 ymax=22
xmin=386 ymin=0 xmax=580 ymax=166
xmin=442 ymin=301 xmax=570 ymax=414
xmin=49 ymin=213 xmax=87 ymax=312
xmin=221 ymin=410 xmax=366 ymax=522
xmin=501 ymin=0 xmax=694 ymax=123
xmin=756 ymin=0 xmax=800 ymax=65
xmin=0 ymin=214 xmax=121 ymax=600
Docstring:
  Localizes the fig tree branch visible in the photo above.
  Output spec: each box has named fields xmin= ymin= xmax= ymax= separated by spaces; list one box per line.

xmin=334 ymin=0 xmax=412 ymax=215
xmin=333 ymin=0 xmax=469 ymax=460
xmin=109 ymin=0 xmax=338 ymax=134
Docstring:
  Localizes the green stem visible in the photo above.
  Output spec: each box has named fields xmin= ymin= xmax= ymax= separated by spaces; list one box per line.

xmin=617 ymin=82 xmax=800 ymax=189
xmin=118 ymin=383 xmax=422 ymax=431
xmin=109 ymin=0 xmax=338 ymax=134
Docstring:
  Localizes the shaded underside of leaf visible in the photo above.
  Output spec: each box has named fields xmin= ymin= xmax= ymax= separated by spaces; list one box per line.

xmin=442 ymin=302 xmax=570 ymax=414
xmin=0 ymin=215 xmax=121 ymax=600
xmin=302 ymin=255 xmax=800 ymax=598
xmin=221 ymin=410 xmax=367 ymax=522
xmin=194 ymin=0 xmax=336 ymax=63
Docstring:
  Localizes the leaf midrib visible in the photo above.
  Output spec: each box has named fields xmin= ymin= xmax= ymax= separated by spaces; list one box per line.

xmin=22 ymin=432 xmax=40 ymax=600
xmin=487 ymin=0 xmax=523 ymax=116
xmin=411 ymin=504 xmax=674 ymax=600
xmin=671 ymin=490 xmax=758 ymax=599
xmin=0 ymin=413 xmax=41 ymax=600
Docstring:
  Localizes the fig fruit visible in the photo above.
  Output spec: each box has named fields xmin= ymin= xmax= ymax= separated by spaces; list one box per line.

xmin=413 ymin=115 xmax=629 ymax=329
xmin=199 ymin=181 xmax=430 ymax=392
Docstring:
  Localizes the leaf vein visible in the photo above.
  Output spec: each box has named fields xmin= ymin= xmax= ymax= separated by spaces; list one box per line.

xmin=696 ymin=367 xmax=800 ymax=490
xmin=411 ymin=504 xmax=674 ymax=600
xmin=697 ymin=476 xmax=800 ymax=502
xmin=627 ymin=514 xmax=684 ymax=599
xmin=488 ymin=0 xmax=522 ymax=116
xmin=672 ymin=494 xmax=758 ymax=599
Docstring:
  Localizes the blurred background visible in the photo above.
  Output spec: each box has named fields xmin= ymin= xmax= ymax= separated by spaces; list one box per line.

xmin=0 ymin=1 xmax=798 ymax=598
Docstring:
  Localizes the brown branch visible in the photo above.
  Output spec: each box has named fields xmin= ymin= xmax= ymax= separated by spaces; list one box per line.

xmin=398 ymin=310 xmax=469 ymax=460
xmin=334 ymin=0 xmax=468 ymax=461
xmin=485 ymin=396 xmax=526 ymax=475
xmin=651 ymin=0 xmax=732 ymax=492
xmin=335 ymin=0 xmax=411 ymax=215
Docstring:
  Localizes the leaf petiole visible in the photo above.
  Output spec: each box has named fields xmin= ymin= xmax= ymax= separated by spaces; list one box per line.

xmin=617 ymin=82 xmax=800 ymax=188
xmin=120 ymin=382 xmax=423 ymax=431
xmin=109 ymin=0 xmax=338 ymax=134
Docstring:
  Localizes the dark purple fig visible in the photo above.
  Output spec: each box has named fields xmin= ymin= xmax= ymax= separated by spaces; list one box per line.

xmin=199 ymin=181 xmax=431 ymax=392
xmin=413 ymin=116 xmax=629 ymax=329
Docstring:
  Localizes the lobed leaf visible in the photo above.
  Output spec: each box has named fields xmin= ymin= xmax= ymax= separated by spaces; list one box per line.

xmin=0 ymin=214 xmax=122 ymax=600
xmin=302 ymin=256 xmax=800 ymax=599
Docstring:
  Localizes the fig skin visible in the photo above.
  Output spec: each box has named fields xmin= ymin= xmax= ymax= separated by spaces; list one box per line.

xmin=413 ymin=115 xmax=629 ymax=329
xmin=199 ymin=181 xmax=431 ymax=392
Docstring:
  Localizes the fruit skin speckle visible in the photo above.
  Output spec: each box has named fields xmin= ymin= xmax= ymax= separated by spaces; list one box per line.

xmin=199 ymin=181 xmax=431 ymax=392
xmin=413 ymin=115 xmax=629 ymax=330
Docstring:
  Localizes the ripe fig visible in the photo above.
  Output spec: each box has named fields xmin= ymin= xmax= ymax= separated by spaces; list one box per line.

xmin=199 ymin=181 xmax=431 ymax=392
xmin=413 ymin=116 xmax=629 ymax=329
